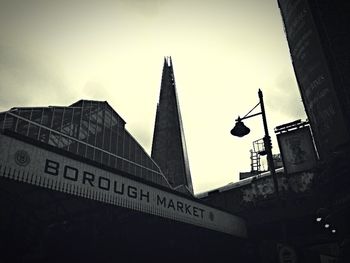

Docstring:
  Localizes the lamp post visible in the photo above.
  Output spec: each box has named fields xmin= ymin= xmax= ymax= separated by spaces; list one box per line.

xmin=231 ymin=89 xmax=279 ymax=198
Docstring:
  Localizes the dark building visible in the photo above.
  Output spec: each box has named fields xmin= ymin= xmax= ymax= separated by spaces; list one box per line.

xmin=152 ymin=57 xmax=194 ymax=194
xmin=274 ymin=5 xmax=350 ymax=259
xmin=199 ymin=117 xmax=350 ymax=262
xmin=277 ymin=0 xmax=350 ymax=159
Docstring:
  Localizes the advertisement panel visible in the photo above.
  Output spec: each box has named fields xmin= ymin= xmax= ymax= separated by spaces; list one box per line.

xmin=277 ymin=127 xmax=317 ymax=174
xmin=0 ymin=133 xmax=247 ymax=238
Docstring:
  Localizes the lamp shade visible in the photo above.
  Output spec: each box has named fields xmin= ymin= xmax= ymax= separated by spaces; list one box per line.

xmin=230 ymin=120 xmax=250 ymax=137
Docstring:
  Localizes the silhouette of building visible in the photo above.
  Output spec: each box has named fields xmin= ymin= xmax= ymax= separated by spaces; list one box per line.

xmin=278 ymin=0 xmax=350 ymax=159
xmin=275 ymin=9 xmax=350 ymax=258
xmin=151 ymin=57 xmax=194 ymax=195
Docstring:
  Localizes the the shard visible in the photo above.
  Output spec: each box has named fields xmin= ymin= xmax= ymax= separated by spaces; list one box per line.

xmin=151 ymin=57 xmax=193 ymax=195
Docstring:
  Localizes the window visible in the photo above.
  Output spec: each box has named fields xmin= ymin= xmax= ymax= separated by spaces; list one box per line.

xmin=110 ymin=156 xmax=116 ymax=169
xmin=104 ymin=108 xmax=112 ymax=129
xmin=39 ymin=128 xmax=50 ymax=144
xmin=48 ymin=131 xmax=60 ymax=146
xmin=88 ymin=111 xmax=97 ymax=145
xmin=94 ymin=149 xmax=102 ymax=163
xmin=0 ymin=113 xmax=4 ymax=129
xmin=18 ymin=109 xmax=31 ymax=119
xmin=30 ymin=109 xmax=43 ymax=124
xmin=102 ymin=152 xmax=109 ymax=166
xmin=87 ymin=146 xmax=94 ymax=160
xmin=129 ymin=140 xmax=136 ymax=162
xmin=136 ymin=146 xmax=141 ymax=164
xmin=103 ymin=127 xmax=111 ymax=151
xmin=111 ymin=115 xmax=118 ymax=129
xmin=59 ymin=135 xmax=71 ymax=149
xmin=95 ymin=106 xmax=104 ymax=148
xmin=123 ymin=134 xmax=130 ymax=160
xmin=16 ymin=119 xmax=29 ymax=136
xmin=2 ymin=114 xmax=16 ymax=130
xmin=61 ymin=108 xmax=73 ymax=136
xmin=111 ymin=131 xmax=118 ymax=155
xmin=122 ymin=160 xmax=129 ymax=174
xmin=51 ymin=108 xmax=63 ymax=131
xmin=117 ymin=129 xmax=124 ymax=156
xmin=68 ymin=140 xmax=78 ymax=154
xmin=28 ymin=123 xmax=39 ymax=140
xmin=41 ymin=108 xmax=53 ymax=127
xmin=80 ymin=106 xmax=90 ymax=142
xmin=78 ymin=142 xmax=86 ymax=157
xmin=135 ymin=166 xmax=141 ymax=177
xmin=96 ymin=130 xmax=103 ymax=148
xmin=116 ymin=158 xmax=123 ymax=170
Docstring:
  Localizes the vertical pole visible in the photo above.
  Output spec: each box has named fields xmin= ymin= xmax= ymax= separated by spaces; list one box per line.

xmin=258 ymin=89 xmax=279 ymax=198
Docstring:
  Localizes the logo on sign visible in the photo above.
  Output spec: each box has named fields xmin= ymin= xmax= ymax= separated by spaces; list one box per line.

xmin=14 ymin=150 xmax=30 ymax=166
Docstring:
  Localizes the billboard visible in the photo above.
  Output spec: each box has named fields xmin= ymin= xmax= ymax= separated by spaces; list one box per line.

xmin=277 ymin=126 xmax=317 ymax=174
xmin=278 ymin=0 xmax=349 ymax=158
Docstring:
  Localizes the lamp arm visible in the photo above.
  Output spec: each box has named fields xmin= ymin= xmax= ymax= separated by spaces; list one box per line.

xmin=236 ymin=111 xmax=262 ymax=122
xmin=243 ymin=102 xmax=260 ymax=118
xmin=235 ymin=102 xmax=261 ymax=122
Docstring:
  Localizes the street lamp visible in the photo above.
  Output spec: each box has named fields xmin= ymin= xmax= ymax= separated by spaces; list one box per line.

xmin=231 ymin=89 xmax=279 ymax=197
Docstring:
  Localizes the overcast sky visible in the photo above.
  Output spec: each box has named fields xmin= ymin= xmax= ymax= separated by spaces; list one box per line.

xmin=0 ymin=0 xmax=306 ymax=194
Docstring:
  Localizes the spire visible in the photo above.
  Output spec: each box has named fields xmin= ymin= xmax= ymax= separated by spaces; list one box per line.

xmin=151 ymin=57 xmax=193 ymax=195
xmin=164 ymin=56 xmax=172 ymax=67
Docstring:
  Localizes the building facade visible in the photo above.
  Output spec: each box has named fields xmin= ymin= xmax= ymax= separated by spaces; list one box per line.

xmin=278 ymin=0 xmax=350 ymax=159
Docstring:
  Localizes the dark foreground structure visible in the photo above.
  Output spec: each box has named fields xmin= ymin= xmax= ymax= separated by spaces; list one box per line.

xmin=277 ymin=0 xmax=350 ymax=158
xmin=198 ymin=1 xmax=350 ymax=262
xmin=0 ymin=166 xmax=249 ymax=262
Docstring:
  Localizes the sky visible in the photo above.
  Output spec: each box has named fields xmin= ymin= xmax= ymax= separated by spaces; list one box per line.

xmin=0 ymin=0 xmax=306 ymax=194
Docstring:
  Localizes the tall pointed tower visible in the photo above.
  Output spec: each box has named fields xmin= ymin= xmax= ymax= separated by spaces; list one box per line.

xmin=151 ymin=57 xmax=193 ymax=195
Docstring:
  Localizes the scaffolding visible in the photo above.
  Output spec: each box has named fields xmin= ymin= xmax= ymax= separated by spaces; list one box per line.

xmin=250 ymin=138 xmax=267 ymax=174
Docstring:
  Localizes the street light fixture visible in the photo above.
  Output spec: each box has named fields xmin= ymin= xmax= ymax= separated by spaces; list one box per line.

xmin=230 ymin=118 xmax=250 ymax=137
xmin=231 ymin=89 xmax=279 ymax=197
